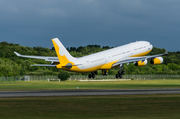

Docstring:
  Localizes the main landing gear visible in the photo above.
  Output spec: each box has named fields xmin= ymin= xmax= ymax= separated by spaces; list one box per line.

xmin=116 ymin=64 xmax=125 ymax=78
xmin=88 ymin=65 xmax=125 ymax=79
xmin=88 ymin=70 xmax=108 ymax=79
xmin=102 ymin=69 xmax=108 ymax=76
xmin=88 ymin=71 xmax=98 ymax=79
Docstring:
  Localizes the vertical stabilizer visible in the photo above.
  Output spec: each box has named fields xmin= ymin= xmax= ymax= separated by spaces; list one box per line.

xmin=52 ymin=38 xmax=75 ymax=66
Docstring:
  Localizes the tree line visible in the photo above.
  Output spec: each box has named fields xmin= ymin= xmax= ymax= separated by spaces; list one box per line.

xmin=0 ymin=41 xmax=180 ymax=77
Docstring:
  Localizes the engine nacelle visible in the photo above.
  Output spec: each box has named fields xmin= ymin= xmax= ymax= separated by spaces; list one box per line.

xmin=135 ymin=59 xmax=147 ymax=66
xmin=150 ymin=57 xmax=163 ymax=65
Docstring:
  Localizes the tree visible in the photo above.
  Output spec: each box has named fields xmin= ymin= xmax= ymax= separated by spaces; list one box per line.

xmin=58 ymin=70 xmax=70 ymax=81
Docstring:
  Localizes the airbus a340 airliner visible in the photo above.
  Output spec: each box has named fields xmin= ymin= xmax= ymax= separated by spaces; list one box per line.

xmin=14 ymin=38 xmax=168 ymax=78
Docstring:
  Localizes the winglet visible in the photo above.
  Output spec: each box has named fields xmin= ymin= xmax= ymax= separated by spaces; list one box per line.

xmin=14 ymin=51 xmax=21 ymax=56
xmin=164 ymin=50 xmax=168 ymax=55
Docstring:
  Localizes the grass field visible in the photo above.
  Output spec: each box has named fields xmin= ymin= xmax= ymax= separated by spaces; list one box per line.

xmin=0 ymin=94 xmax=180 ymax=119
xmin=0 ymin=79 xmax=180 ymax=91
xmin=1 ymin=80 xmax=180 ymax=119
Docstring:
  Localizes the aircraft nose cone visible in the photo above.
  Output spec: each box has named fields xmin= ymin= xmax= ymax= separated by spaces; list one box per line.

xmin=148 ymin=44 xmax=153 ymax=51
xmin=149 ymin=44 xmax=153 ymax=51
xmin=150 ymin=44 xmax=153 ymax=50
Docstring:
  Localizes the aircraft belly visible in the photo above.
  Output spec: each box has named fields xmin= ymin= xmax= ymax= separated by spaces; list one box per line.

xmin=69 ymin=65 xmax=102 ymax=73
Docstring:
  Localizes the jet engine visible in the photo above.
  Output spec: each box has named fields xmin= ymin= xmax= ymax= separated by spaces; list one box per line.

xmin=135 ymin=59 xmax=147 ymax=66
xmin=150 ymin=57 xmax=163 ymax=65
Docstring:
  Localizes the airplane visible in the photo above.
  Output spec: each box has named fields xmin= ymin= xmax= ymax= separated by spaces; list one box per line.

xmin=14 ymin=38 xmax=168 ymax=78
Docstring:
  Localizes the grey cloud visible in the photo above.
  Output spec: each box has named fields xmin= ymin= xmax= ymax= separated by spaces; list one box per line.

xmin=0 ymin=0 xmax=180 ymax=51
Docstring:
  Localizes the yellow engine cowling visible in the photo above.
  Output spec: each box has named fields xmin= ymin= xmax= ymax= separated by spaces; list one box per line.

xmin=135 ymin=60 xmax=147 ymax=66
xmin=150 ymin=57 xmax=163 ymax=65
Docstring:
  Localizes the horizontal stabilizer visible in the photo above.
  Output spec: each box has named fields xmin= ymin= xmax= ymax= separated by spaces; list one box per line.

xmin=14 ymin=51 xmax=59 ymax=62
xmin=31 ymin=64 xmax=82 ymax=67
xmin=14 ymin=51 xmax=21 ymax=56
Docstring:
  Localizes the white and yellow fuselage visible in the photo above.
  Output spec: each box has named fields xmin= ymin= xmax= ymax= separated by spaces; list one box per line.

xmin=52 ymin=38 xmax=153 ymax=73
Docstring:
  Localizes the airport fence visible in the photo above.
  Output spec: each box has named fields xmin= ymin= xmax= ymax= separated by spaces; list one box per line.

xmin=70 ymin=75 xmax=180 ymax=80
xmin=0 ymin=75 xmax=59 ymax=81
xmin=0 ymin=75 xmax=180 ymax=81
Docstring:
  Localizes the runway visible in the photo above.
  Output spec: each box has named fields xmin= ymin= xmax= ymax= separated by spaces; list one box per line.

xmin=1 ymin=89 xmax=180 ymax=97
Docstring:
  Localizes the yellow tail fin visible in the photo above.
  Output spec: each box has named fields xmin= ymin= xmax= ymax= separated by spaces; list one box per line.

xmin=52 ymin=38 xmax=75 ymax=69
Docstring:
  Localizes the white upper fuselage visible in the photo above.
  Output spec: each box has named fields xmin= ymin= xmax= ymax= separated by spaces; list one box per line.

xmin=72 ymin=41 xmax=153 ymax=70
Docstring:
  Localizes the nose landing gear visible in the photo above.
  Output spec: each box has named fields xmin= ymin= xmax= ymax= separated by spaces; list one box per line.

xmin=88 ymin=70 xmax=108 ymax=79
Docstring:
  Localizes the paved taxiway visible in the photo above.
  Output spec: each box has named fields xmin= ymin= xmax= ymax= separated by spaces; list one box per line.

xmin=1 ymin=89 xmax=180 ymax=97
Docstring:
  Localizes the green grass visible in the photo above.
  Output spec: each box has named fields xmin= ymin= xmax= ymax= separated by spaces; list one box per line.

xmin=0 ymin=79 xmax=180 ymax=91
xmin=1 ymin=80 xmax=180 ymax=119
xmin=0 ymin=94 xmax=180 ymax=119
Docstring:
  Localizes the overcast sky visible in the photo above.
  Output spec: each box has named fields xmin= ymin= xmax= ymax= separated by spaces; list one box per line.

xmin=0 ymin=0 xmax=180 ymax=51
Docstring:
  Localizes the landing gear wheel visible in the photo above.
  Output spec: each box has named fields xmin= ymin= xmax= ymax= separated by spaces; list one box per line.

xmin=116 ymin=74 xmax=119 ymax=78
xmin=88 ymin=74 xmax=92 ymax=79
xmin=118 ymin=70 xmax=121 ymax=75
xmin=92 ymin=74 xmax=95 ymax=79
xmin=121 ymin=70 xmax=125 ymax=75
xmin=119 ymin=74 xmax=122 ymax=78
xmin=115 ymin=74 xmax=123 ymax=78
xmin=94 ymin=71 xmax=98 ymax=75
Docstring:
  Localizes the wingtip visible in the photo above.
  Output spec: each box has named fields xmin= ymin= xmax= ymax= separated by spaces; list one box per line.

xmin=164 ymin=49 xmax=168 ymax=55
xmin=14 ymin=51 xmax=21 ymax=56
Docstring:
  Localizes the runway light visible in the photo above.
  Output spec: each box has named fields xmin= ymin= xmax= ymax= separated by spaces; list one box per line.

xmin=77 ymin=87 xmax=79 ymax=89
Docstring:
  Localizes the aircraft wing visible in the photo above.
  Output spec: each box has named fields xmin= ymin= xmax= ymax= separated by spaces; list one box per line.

xmin=112 ymin=50 xmax=168 ymax=67
xmin=14 ymin=51 xmax=59 ymax=62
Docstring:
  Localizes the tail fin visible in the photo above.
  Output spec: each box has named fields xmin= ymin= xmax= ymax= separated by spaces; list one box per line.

xmin=52 ymin=38 xmax=75 ymax=66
